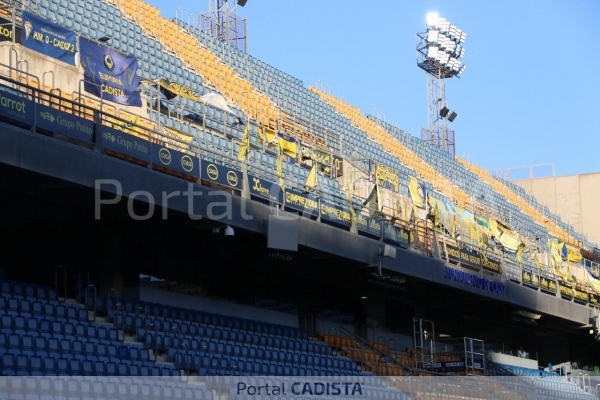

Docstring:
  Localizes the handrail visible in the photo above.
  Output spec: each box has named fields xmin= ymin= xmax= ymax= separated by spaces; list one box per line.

xmin=84 ymin=284 xmax=96 ymax=323
xmin=113 ymin=302 xmax=125 ymax=342
xmin=134 ymin=305 xmax=146 ymax=337
xmin=54 ymin=265 xmax=66 ymax=303
xmin=77 ymin=270 xmax=89 ymax=304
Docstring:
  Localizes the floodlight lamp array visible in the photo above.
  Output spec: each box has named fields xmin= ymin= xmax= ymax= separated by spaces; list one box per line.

xmin=419 ymin=13 xmax=466 ymax=78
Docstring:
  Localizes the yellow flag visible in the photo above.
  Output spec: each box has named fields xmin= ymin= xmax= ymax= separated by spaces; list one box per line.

xmin=276 ymin=144 xmax=284 ymax=189
xmin=363 ymin=184 xmax=381 ymax=220
xmin=261 ymin=126 xmax=278 ymax=147
xmin=395 ymin=198 xmax=402 ymax=220
xmin=305 ymin=164 xmax=317 ymax=190
xmin=237 ymin=123 xmax=251 ymax=161
xmin=516 ymin=244 xmax=526 ymax=267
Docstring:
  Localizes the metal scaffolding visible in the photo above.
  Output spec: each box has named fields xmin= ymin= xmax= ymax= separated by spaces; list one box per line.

xmin=200 ymin=0 xmax=247 ymax=53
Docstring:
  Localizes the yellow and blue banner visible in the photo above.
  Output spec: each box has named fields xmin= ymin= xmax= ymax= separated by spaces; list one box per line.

xmin=278 ymin=132 xmax=297 ymax=164
xmin=79 ymin=37 xmax=141 ymax=106
xmin=141 ymin=77 xmax=202 ymax=102
xmin=21 ymin=11 xmax=76 ymax=65
xmin=371 ymin=161 xmax=399 ymax=192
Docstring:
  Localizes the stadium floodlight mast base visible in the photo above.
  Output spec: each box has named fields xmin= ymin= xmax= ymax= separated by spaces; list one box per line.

xmin=416 ymin=12 xmax=466 ymax=157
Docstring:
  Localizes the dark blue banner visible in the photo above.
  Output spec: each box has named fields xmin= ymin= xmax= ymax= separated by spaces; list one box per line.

xmin=152 ymin=146 xmax=199 ymax=178
xmin=21 ymin=11 xmax=76 ymax=65
xmin=201 ymin=159 xmax=242 ymax=190
xmin=284 ymin=189 xmax=319 ymax=216
xmin=99 ymin=126 xmax=151 ymax=163
xmin=36 ymin=103 xmax=94 ymax=142
xmin=79 ymin=37 xmax=141 ymax=107
xmin=383 ymin=222 xmax=411 ymax=247
xmin=0 ymin=16 xmax=21 ymax=43
xmin=320 ymin=201 xmax=351 ymax=228
xmin=249 ymin=175 xmax=284 ymax=204
xmin=0 ymin=88 xmax=34 ymax=127
xmin=356 ymin=214 xmax=382 ymax=238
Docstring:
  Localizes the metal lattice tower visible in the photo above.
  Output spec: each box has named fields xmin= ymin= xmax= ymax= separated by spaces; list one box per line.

xmin=200 ymin=0 xmax=247 ymax=53
xmin=416 ymin=13 xmax=466 ymax=158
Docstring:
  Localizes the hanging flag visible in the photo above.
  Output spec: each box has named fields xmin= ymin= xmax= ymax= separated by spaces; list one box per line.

xmin=427 ymin=199 xmax=441 ymax=228
xmin=548 ymin=238 xmax=564 ymax=267
xmin=79 ymin=37 xmax=141 ymax=106
xmin=408 ymin=176 xmax=426 ymax=209
xmin=347 ymin=183 xmax=357 ymax=225
xmin=276 ymin=143 xmax=284 ymax=189
xmin=395 ymin=198 xmax=402 ymax=221
xmin=363 ymin=184 xmax=382 ymax=220
xmin=237 ymin=123 xmax=251 ymax=161
xmin=304 ymin=164 xmax=317 ymax=192
xmin=21 ymin=11 xmax=76 ymax=65
xmin=200 ymin=92 xmax=235 ymax=114
xmin=260 ymin=126 xmax=279 ymax=147
xmin=559 ymin=242 xmax=568 ymax=261
xmin=300 ymin=143 xmax=315 ymax=161
xmin=516 ymin=243 xmax=526 ymax=267
xmin=277 ymin=132 xmax=298 ymax=164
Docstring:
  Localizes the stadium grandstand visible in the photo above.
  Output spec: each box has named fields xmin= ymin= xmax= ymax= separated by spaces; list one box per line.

xmin=0 ymin=0 xmax=599 ymax=398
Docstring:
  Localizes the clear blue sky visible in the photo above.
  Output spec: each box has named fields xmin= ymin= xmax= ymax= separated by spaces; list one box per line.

xmin=148 ymin=0 xmax=600 ymax=177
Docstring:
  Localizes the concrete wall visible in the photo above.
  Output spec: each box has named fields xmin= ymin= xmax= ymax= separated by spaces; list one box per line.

xmin=516 ymin=173 xmax=600 ymax=246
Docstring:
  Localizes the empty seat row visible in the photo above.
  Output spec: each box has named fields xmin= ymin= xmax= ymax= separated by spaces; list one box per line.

xmin=0 ymin=281 xmax=57 ymax=301
xmin=0 ymin=318 xmax=115 ymax=340
xmin=98 ymin=296 xmax=308 ymax=340
xmin=0 ymin=298 xmax=87 ymax=321
xmin=135 ymin=324 xmax=326 ymax=354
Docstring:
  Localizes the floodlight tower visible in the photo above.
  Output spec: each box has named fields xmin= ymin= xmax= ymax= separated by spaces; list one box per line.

xmin=416 ymin=13 xmax=466 ymax=158
xmin=200 ymin=0 xmax=248 ymax=53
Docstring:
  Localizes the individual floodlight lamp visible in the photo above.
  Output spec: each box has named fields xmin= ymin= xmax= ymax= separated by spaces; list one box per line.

xmin=454 ymin=46 xmax=465 ymax=59
xmin=427 ymin=46 xmax=439 ymax=59
xmin=438 ymin=20 xmax=451 ymax=33
xmin=437 ymin=52 xmax=451 ymax=65
xmin=447 ymin=111 xmax=457 ymax=122
xmin=448 ymin=59 xmax=461 ymax=72
xmin=426 ymin=30 xmax=439 ymax=44
xmin=426 ymin=12 xmax=439 ymax=27
xmin=449 ymin=25 xmax=459 ymax=37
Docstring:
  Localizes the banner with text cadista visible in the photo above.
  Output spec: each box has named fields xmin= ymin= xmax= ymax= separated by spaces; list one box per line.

xmin=79 ymin=38 xmax=141 ymax=106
